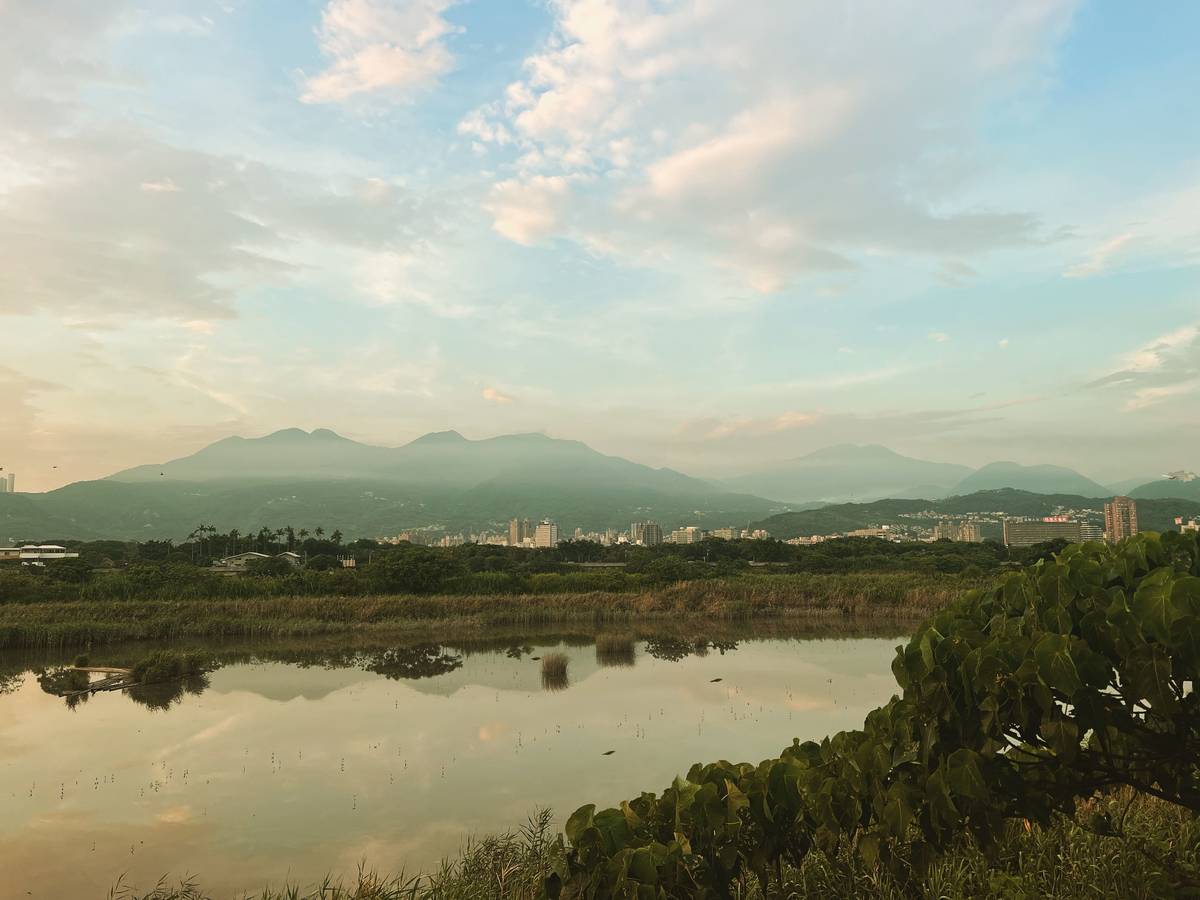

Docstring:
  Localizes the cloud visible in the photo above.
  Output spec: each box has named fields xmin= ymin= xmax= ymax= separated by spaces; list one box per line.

xmin=140 ymin=178 xmax=181 ymax=193
xmin=1063 ymin=232 xmax=1135 ymax=278
xmin=482 ymin=175 xmax=578 ymax=245
xmin=1124 ymin=380 xmax=1200 ymax=412
xmin=928 ymin=332 xmax=951 ymax=343
xmin=481 ymin=387 xmax=514 ymax=404
xmin=1089 ymin=322 xmax=1200 ymax=413
xmin=301 ymin=0 xmax=459 ymax=103
xmin=463 ymin=0 xmax=1075 ymax=291
xmin=998 ymin=338 xmax=1010 ymax=348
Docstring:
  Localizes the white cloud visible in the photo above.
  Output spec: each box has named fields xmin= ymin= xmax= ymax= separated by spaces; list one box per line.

xmin=301 ymin=0 xmax=459 ymax=103
xmin=1123 ymin=324 xmax=1199 ymax=373
xmin=140 ymin=178 xmax=181 ymax=193
xmin=482 ymin=175 xmax=578 ymax=245
xmin=998 ymin=338 xmax=1010 ymax=348
xmin=928 ymin=332 xmax=951 ymax=343
xmin=481 ymin=386 xmax=514 ymax=404
xmin=463 ymin=0 xmax=1075 ymax=291
xmin=1063 ymin=232 xmax=1134 ymax=278
xmin=1090 ymin=321 xmax=1200 ymax=414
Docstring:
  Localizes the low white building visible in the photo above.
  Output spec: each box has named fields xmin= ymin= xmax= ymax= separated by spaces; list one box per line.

xmin=0 ymin=545 xmax=81 ymax=566
xmin=214 ymin=551 xmax=303 ymax=571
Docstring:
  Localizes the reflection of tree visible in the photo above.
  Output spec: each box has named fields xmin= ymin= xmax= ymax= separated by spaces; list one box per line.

xmin=364 ymin=645 xmax=463 ymax=680
xmin=643 ymin=638 xmax=739 ymax=662
xmin=36 ymin=664 xmax=212 ymax=711
xmin=126 ymin=674 xmax=210 ymax=711
xmin=0 ymin=671 xmax=23 ymax=696
xmin=505 ymin=645 xmax=535 ymax=659
xmin=37 ymin=667 xmax=91 ymax=709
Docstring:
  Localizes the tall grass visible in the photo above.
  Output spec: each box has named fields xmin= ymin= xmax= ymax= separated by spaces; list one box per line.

xmin=0 ymin=573 xmax=973 ymax=649
xmin=102 ymin=792 xmax=1198 ymax=899
xmin=594 ymin=633 xmax=636 ymax=667
xmin=540 ymin=652 xmax=569 ymax=691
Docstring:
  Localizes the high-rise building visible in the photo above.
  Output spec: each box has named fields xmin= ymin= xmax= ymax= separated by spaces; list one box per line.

xmin=508 ymin=518 xmax=533 ymax=547
xmin=641 ymin=521 xmax=663 ymax=546
xmin=0 ymin=473 xmax=11 ymax=493
xmin=932 ymin=521 xmax=982 ymax=543
xmin=534 ymin=520 xmax=559 ymax=548
xmin=669 ymin=525 xmax=704 ymax=544
xmin=1002 ymin=518 xmax=1083 ymax=547
xmin=1104 ymin=496 xmax=1138 ymax=544
xmin=630 ymin=522 xmax=644 ymax=544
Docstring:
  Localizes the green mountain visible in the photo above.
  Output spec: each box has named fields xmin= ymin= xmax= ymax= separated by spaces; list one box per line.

xmin=721 ymin=444 xmax=972 ymax=503
xmin=951 ymin=462 xmax=1108 ymax=497
xmin=752 ymin=488 xmax=1200 ymax=539
xmin=1129 ymin=478 xmax=1200 ymax=501
xmin=0 ymin=429 xmax=786 ymax=542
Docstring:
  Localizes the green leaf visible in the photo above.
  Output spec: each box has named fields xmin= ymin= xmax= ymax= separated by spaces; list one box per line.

xmin=1124 ymin=644 xmax=1179 ymax=714
xmin=565 ymin=804 xmax=595 ymax=845
xmin=946 ymin=749 xmax=989 ymax=801
xmin=857 ymin=833 xmax=881 ymax=868
xmin=1033 ymin=633 xmax=1083 ymax=697
xmin=1133 ymin=569 xmax=1179 ymax=642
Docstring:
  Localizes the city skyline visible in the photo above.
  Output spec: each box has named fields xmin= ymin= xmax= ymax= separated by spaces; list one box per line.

xmin=3 ymin=1 xmax=1200 ymax=492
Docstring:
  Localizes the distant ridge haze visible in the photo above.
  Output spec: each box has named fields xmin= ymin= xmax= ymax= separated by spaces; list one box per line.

xmin=0 ymin=428 xmax=1190 ymax=542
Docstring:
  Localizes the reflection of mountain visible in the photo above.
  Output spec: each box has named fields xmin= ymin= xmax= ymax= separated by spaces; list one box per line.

xmin=205 ymin=664 xmax=377 ymax=703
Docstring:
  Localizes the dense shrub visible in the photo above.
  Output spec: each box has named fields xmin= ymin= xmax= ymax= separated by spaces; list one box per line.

xmin=549 ymin=532 xmax=1200 ymax=898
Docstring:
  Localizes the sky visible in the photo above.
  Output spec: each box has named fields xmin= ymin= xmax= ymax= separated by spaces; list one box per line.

xmin=1 ymin=0 xmax=1198 ymax=492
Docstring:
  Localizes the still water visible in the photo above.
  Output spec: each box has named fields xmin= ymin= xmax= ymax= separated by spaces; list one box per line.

xmin=0 ymin=629 xmax=905 ymax=898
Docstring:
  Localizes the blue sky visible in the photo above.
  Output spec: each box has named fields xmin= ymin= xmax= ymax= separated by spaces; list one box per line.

xmin=1 ymin=0 xmax=1198 ymax=491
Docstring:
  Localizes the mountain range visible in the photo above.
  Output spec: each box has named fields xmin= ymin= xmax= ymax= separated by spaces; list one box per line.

xmin=0 ymin=428 xmax=1193 ymax=542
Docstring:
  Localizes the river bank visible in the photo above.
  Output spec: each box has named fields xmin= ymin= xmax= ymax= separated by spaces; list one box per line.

xmin=0 ymin=572 xmax=976 ymax=648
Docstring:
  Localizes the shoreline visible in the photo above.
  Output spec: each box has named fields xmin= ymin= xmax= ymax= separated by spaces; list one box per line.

xmin=0 ymin=573 xmax=971 ymax=649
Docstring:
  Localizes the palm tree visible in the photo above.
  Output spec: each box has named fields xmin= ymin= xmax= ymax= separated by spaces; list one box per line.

xmin=315 ymin=526 xmax=325 ymax=541
xmin=331 ymin=529 xmax=343 ymax=545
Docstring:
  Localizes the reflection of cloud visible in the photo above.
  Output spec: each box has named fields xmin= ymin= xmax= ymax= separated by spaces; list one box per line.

xmin=157 ymin=805 xmax=193 ymax=824
xmin=477 ymin=722 xmax=511 ymax=742
xmin=154 ymin=713 xmax=243 ymax=759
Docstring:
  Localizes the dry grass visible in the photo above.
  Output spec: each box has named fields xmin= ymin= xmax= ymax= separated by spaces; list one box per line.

xmin=0 ymin=572 xmax=973 ymax=650
xmin=539 ymin=652 xmax=569 ymax=691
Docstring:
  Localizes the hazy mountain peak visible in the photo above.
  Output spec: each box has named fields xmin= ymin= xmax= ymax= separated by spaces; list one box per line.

xmin=406 ymin=430 xmax=468 ymax=446
xmin=800 ymin=443 xmax=901 ymax=462
xmin=953 ymin=461 xmax=1107 ymax=497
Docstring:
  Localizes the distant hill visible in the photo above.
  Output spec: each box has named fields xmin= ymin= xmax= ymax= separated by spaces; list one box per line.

xmin=721 ymin=444 xmax=971 ymax=503
xmin=1129 ymin=478 xmax=1200 ymax=501
xmin=752 ymin=488 xmax=1200 ymax=539
xmin=0 ymin=429 xmax=787 ymax=542
xmin=951 ymin=462 xmax=1108 ymax=497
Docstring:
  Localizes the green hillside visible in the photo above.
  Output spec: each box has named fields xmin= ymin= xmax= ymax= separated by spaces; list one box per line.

xmin=753 ymin=488 xmax=1200 ymax=538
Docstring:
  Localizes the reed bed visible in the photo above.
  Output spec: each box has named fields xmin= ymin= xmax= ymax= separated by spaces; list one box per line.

xmin=0 ymin=573 xmax=975 ymax=650
xmin=594 ymin=633 xmax=636 ymax=667
xmin=539 ymin=652 xmax=569 ymax=691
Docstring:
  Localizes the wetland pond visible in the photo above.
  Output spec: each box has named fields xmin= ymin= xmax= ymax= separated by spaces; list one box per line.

xmin=0 ymin=625 xmax=908 ymax=898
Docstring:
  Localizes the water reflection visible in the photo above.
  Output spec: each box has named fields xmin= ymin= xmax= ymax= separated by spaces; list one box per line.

xmin=0 ymin=623 xmax=910 ymax=897
xmin=594 ymin=634 xmax=636 ymax=668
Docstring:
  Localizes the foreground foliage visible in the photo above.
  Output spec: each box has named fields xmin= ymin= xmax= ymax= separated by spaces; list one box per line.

xmin=107 ymin=792 xmax=1198 ymax=899
xmin=549 ymin=532 xmax=1200 ymax=897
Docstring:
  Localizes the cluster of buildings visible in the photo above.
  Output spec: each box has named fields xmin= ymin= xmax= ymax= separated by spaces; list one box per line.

xmin=785 ymin=496 xmax=1169 ymax=549
xmin=0 ymin=544 xmax=79 ymax=566
xmin=0 ymin=473 xmax=16 ymax=493
xmin=1002 ymin=496 xmax=1139 ymax=547
xmin=380 ymin=518 xmax=771 ymax=550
